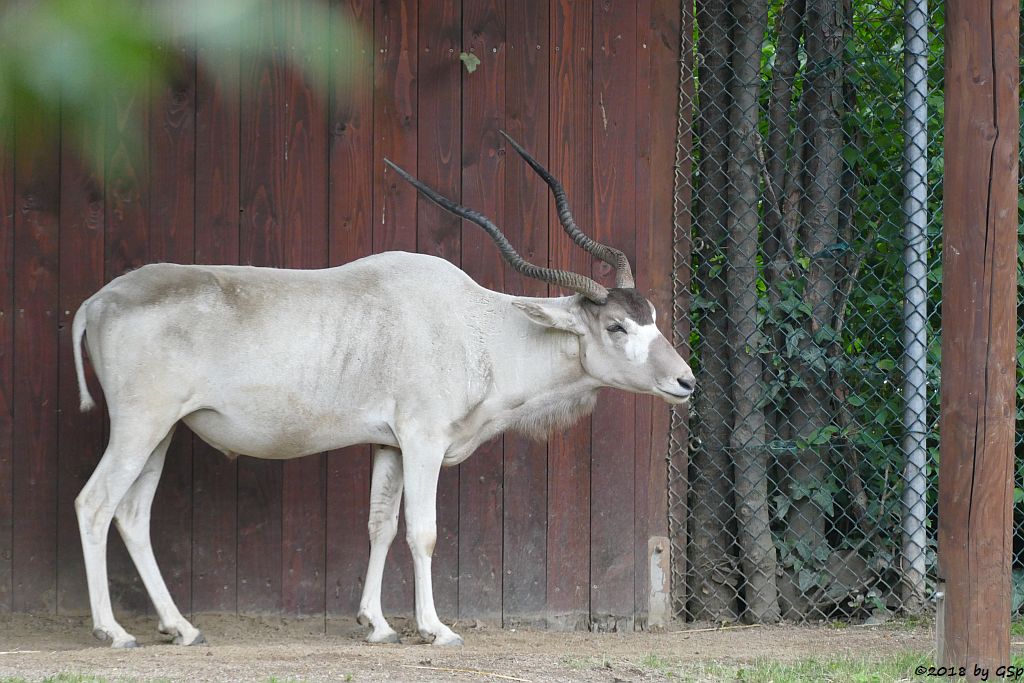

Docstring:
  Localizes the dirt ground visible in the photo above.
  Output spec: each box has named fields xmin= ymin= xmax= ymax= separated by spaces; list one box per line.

xmin=0 ymin=613 xmax=933 ymax=682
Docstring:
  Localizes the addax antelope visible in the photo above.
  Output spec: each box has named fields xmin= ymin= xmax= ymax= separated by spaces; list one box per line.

xmin=72 ymin=132 xmax=694 ymax=648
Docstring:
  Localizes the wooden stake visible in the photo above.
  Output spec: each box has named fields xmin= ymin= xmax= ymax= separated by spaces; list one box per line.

xmin=936 ymin=0 xmax=1019 ymax=676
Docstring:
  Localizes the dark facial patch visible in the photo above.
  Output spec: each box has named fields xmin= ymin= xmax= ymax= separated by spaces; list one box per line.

xmin=585 ymin=288 xmax=654 ymax=324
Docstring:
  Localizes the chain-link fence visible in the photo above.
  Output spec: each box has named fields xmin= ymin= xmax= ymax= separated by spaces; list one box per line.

xmin=665 ymin=0 xmax=1014 ymax=623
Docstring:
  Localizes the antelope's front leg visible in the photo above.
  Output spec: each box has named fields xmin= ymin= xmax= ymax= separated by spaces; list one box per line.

xmin=401 ymin=444 xmax=462 ymax=646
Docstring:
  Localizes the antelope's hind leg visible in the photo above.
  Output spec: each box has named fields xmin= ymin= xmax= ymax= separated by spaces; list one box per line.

xmin=113 ymin=424 xmax=204 ymax=646
xmin=76 ymin=419 xmax=178 ymax=648
xmin=357 ymin=445 xmax=404 ymax=644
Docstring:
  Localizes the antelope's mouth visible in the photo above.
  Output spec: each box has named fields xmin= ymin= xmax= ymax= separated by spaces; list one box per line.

xmin=656 ymin=387 xmax=692 ymax=404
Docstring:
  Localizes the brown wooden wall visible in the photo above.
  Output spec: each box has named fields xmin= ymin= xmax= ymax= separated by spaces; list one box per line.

xmin=0 ymin=0 xmax=681 ymax=627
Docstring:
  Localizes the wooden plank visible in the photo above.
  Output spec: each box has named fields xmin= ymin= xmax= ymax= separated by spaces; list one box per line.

xmin=632 ymin=0 xmax=654 ymax=624
xmin=501 ymin=0 xmax=549 ymax=626
xmin=635 ymin=0 xmax=684 ymax=623
xmin=657 ymin=0 xmax=688 ymax=610
xmin=416 ymin=0 xmax=461 ymax=620
xmin=373 ymin=0 xmax=418 ymax=254
xmin=147 ymin=0 xmax=196 ymax=614
xmin=0 ymin=114 xmax=13 ymax=613
xmin=374 ymin=0 xmax=418 ymax=616
xmin=325 ymin=0 xmax=374 ymax=619
xmin=104 ymin=19 xmax=151 ymax=614
xmin=192 ymin=10 xmax=241 ymax=615
xmin=936 ymin=0 xmax=1018 ymax=670
xmin=56 ymin=110 xmax=106 ymax=616
xmin=590 ymin=0 xmax=638 ymax=629
xmin=278 ymin=0 xmax=330 ymax=618
xmin=237 ymin=0 xmax=284 ymax=613
xmin=12 ymin=116 xmax=61 ymax=613
xmin=652 ymin=0 xmax=685 ymax=556
xmin=458 ymin=0 xmax=505 ymax=622
xmin=546 ymin=0 xmax=593 ymax=628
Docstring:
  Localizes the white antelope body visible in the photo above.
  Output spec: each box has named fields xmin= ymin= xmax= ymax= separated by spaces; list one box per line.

xmin=72 ymin=134 xmax=694 ymax=648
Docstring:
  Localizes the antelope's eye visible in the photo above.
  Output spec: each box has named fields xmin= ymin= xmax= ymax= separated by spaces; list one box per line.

xmin=607 ymin=323 xmax=626 ymax=335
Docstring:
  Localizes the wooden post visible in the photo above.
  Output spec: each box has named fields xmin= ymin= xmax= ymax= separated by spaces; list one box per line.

xmin=936 ymin=0 xmax=1019 ymax=675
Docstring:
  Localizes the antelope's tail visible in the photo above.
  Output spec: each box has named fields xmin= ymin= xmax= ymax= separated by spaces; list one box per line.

xmin=72 ymin=303 xmax=96 ymax=412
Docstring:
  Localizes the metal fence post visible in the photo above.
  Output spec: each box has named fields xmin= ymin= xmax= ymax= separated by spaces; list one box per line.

xmin=900 ymin=0 xmax=929 ymax=613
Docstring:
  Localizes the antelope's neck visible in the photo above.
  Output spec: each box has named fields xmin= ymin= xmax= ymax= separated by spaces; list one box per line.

xmin=441 ymin=296 xmax=600 ymax=465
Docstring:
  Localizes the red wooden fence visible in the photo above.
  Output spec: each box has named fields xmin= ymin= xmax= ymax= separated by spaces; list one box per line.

xmin=0 ymin=0 xmax=682 ymax=628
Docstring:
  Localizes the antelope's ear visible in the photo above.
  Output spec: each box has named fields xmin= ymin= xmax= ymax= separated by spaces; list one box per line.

xmin=512 ymin=299 xmax=586 ymax=336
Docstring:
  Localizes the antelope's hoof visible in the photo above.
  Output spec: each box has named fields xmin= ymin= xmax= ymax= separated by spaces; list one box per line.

xmin=173 ymin=631 xmax=207 ymax=646
xmin=431 ymin=632 xmax=464 ymax=647
xmin=93 ymin=628 xmax=138 ymax=649
xmin=366 ymin=629 xmax=401 ymax=644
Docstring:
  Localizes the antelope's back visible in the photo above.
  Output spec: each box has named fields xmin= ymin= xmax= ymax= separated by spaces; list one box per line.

xmin=80 ymin=252 xmax=497 ymax=425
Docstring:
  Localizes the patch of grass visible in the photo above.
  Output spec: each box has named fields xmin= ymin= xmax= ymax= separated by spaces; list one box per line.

xmin=641 ymin=653 xmax=677 ymax=672
xmin=624 ymin=652 xmax=937 ymax=682
xmin=1011 ymin=618 xmax=1024 ymax=637
xmin=883 ymin=614 xmax=933 ymax=631
xmin=731 ymin=651 xmax=930 ymax=683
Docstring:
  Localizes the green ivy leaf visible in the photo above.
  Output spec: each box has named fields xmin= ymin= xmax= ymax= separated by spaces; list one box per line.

xmin=459 ymin=52 xmax=481 ymax=73
xmin=798 ymin=569 xmax=819 ymax=593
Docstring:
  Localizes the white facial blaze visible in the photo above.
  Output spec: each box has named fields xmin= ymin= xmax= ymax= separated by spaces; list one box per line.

xmin=622 ymin=320 xmax=661 ymax=364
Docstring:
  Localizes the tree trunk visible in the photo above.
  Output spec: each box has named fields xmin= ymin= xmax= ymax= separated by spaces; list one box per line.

xmin=782 ymin=0 xmax=845 ymax=619
xmin=761 ymin=0 xmax=805 ymax=521
xmin=725 ymin=0 xmax=780 ymax=623
xmin=687 ymin=0 xmax=739 ymax=622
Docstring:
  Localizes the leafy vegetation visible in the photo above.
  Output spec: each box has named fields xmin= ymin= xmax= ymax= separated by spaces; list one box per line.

xmin=686 ymin=0 xmax=959 ymax=621
xmin=0 ymin=0 xmax=359 ymax=166
xmin=688 ymin=0 xmax=1024 ymax=623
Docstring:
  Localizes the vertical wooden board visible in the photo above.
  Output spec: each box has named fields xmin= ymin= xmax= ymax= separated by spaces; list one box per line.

xmin=56 ymin=116 xmax=106 ymax=616
xmin=501 ymin=0 xmax=549 ymax=624
xmin=654 ymin=0 xmax=686 ymax=606
xmin=326 ymin=0 xmax=374 ymax=619
xmin=106 ymin=96 xmax=152 ymax=279
xmin=416 ymin=0 xmax=461 ymax=619
xmin=104 ymin=27 xmax=152 ymax=614
xmin=546 ymin=0 xmax=593 ymax=626
xmin=12 ymin=118 xmax=61 ymax=613
xmin=590 ymin=0 xmax=638 ymax=625
xmin=282 ymin=448 xmax=327 ymax=616
xmin=278 ymin=1 xmax=330 ymax=618
xmin=192 ymin=16 xmax=241 ymax=615
xmin=325 ymin=444 xmax=371 ymax=617
xmin=374 ymin=0 xmax=418 ymax=615
xmin=373 ymin=0 xmax=418 ymax=255
xmin=237 ymin=0 xmax=284 ymax=613
xmin=635 ymin=0 xmax=683 ymax=620
xmin=416 ymin=0 xmax=462 ymax=267
xmin=148 ymin=1 xmax=197 ymax=613
xmin=632 ymin=0 xmax=654 ymax=621
xmin=458 ymin=0 xmax=505 ymax=621
xmin=0 ymin=125 xmax=13 ymax=612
